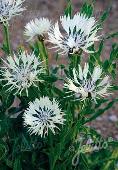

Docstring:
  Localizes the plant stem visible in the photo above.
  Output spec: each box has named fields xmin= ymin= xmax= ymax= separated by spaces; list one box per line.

xmin=49 ymin=131 xmax=54 ymax=170
xmin=3 ymin=22 xmax=12 ymax=55
xmin=38 ymin=38 xmax=49 ymax=75
xmin=69 ymin=50 xmax=82 ymax=69
xmin=73 ymin=54 xmax=78 ymax=68
xmin=73 ymin=50 xmax=82 ymax=68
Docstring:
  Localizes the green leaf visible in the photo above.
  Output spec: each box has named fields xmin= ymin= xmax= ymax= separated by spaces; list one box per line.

xmin=111 ymin=86 xmax=118 ymax=91
xmin=80 ymin=153 xmax=90 ymax=170
xmin=84 ymin=99 xmax=118 ymax=124
xmin=52 ymin=86 xmax=65 ymax=97
xmin=109 ymin=43 xmax=118 ymax=62
xmin=99 ymin=7 xmax=111 ymax=24
xmin=101 ymin=148 xmax=118 ymax=170
xmin=6 ymin=94 xmax=15 ymax=108
xmin=42 ymin=74 xmax=58 ymax=83
xmin=94 ymin=40 xmax=104 ymax=65
xmin=1 ymin=43 xmax=9 ymax=54
xmin=95 ymin=99 xmax=108 ymax=109
xmin=0 ymin=140 xmax=8 ymax=160
xmin=103 ymin=60 xmax=110 ymax=71
xmin=64 ymin=0 xmax=72 ymax=17
xmin=13 ymin=156 xmax=22 ymax=170
xmin=0 ymin=116 xmax=11 ymax=137
xmin=30 ymin=41 xmax=40 ymax=58
xmin=80 ymin=2 xmax=94 ymax=17
xmin=106 ymin=32 xmax=118 ymax=39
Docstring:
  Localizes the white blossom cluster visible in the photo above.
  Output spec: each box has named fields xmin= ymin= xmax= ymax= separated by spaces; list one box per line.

xmin=48 ymin=13 xmax=100 ymax=54
xmin=0 ymin=0 xmax=112 ymax=138
xmin=23 ymin=97 xmax=65 ymax=137
xmin=65 ymin=63 xmax=110 ymax=102
xmin=0 ymin=0 xmax=25 ymax=23
xmin=1 ymin=51 xmax=44 ymax=96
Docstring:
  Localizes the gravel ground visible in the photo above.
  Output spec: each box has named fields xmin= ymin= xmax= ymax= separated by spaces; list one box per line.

xmin=0 ymin=0 xmax=118 ymax=139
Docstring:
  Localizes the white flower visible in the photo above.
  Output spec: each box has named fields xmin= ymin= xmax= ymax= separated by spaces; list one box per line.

xmin=1 ymin=51 xmax=44 ymax=96
xmin=23 ymin=97 xmax=65 ymax=137
xmin=24 ymin=17 xmax=52 ymax=41
xmin=65 ymin=63 xmax=111 ymax=101
xmin=0 ymin=0 xmax=25 ymax=23
xmin=48 ymin=13 xmax=100 ymax=55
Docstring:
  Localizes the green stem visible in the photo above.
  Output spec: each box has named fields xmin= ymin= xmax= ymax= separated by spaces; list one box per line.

xmin=38 ymin=39 xmax=49 ymax=75
xmin=3 ymin=22 xmax=12 ymax=55
xmin=73 ymin=54 xmax=78 ymax=68
xmin=48 ymin=131 xmax=54 ymax=170
xmin=69 ymin=50 xmax=82 ymax=69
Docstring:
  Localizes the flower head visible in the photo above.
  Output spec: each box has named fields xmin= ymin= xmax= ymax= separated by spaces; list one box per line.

xmin=23 ymin=97 xmax=65 ymax=137
xmin=24 ymin=17 xmax=52 ymax=41
xmin=1 ymin=51 xmax=44 ymax=96
xmin=65 ymin=63 xmax=111 ymax=101
xmin=48 ymin=13 xmax=100 ymax=55
xmin=0 ymin=0 xmax=25 ymax=23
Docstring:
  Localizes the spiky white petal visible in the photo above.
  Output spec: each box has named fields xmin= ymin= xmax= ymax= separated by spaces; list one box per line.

xmin=48 ymin=12 xmax=100 ymax=55
xmin=65 ymin=79 xmax=79 ymax=93
xmin=23 ymin=97 xmax=65 ymax=137
xmin=0 ymin=51 xmax=44 ymax=96
xmin=0 ymin=0 xmax=25 ymax=23
xmin=65 ymin=63 xmax=111 ymax=101
xmin=24 ymin=18 xmax=52 ymax=41
xmin=92 ymin=66 xmax=102 ymax=82
xmin=83 ymin=63 xmax=89 ymax=79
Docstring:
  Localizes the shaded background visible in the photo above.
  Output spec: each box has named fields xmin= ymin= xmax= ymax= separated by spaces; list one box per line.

xmin=0 ymin=0 xmax=118 ymax=139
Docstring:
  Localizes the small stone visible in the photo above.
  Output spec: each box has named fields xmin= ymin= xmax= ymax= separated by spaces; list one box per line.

xmin=96 ymin=117 xmax=103 ymax=121
xmin=108 ymin=115 xmax=118 ymax=122
xmin=115 ymin=135 xmax=118 ymax=140
xmin=96 ymin=130 xmax=101 ymax=134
